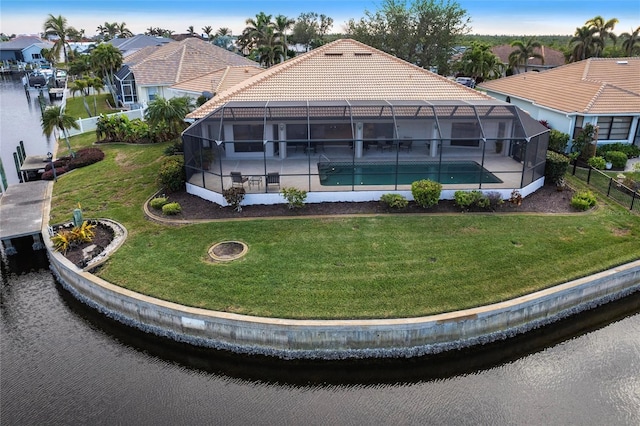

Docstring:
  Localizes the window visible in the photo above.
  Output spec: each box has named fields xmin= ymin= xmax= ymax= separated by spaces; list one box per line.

xmin=32 ymin=53 xmax=42 ymax=60
xmin=451 ymin=123 xmax=480 ymax=147
xmin=634 ymin=122 xmax=640 ymax=146
xmin=572 ymin=116 xmax=584 ymax=139
xmin=148 ymin=87 xmax=159 ymax=101
xmin=233 ymin=124 xmax=264 ymax=152
xmin=596 ymin=116 xmax=632 ymax=141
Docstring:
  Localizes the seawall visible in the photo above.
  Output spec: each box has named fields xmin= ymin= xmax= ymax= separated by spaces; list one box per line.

xmin=44 ymin=221 xmax=640 ymax=360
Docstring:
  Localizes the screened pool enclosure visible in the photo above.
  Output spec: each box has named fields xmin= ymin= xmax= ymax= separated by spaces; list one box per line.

xmin=182 ymin=100 xmax=550 ymax=205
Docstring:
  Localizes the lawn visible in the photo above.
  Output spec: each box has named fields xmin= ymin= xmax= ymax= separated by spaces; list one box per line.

xmin=50 ymin=134 xmax=640 ymax=320
xmin=64 ymin=93 xmax=115 ymax=119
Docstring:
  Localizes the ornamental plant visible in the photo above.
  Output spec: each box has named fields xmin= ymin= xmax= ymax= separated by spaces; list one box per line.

xmin=571 ymin=190 xmax=597 ymax=211
xmin=380 ymin=193 xmax=408 ymax=209
xmin=150 ymin=197 xmax=168 ymax=210
xmin=411 ymin=179 xmax=441 ymax=208
xmin=587 ymin=156 xmax=606 ymax=170
xmin=605 ymin=151 xmax=628 ymax=169
xmin=544 ymin=150 xmax=570 ymax=184
xmin=223 ymin=187 xmax=245 ymax=212
xmin=162 ymin=202 xmax=182 ymax=215
xmin=280 ymin=187 xmax=307 ymax=209
xmin=158 ymin=156 xmax=185 ymax=192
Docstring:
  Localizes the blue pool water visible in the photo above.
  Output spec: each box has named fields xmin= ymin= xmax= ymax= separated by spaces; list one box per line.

xmin=318 ymin=161 xmax=502 ymax=186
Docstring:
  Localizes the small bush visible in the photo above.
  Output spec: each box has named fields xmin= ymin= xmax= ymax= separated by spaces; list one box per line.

xmin=604 ymin=151 xmax=628 ymax=169
xmin=486 ymin=191 xmax=504 ymax=210
xmin=454 ymin=190 xmax=499 ymax=211
xmin=280 ymin=187 xmax=307 ymax=209
xmin=587 ymin=156 xmax=606 ymax=170
xmin=509 ymin=189 xmax=523 ymax=206
xmin=163 ymin=140 xmax=184 ymax=156
xmin=162 ymin=202 xmax=182 ymax=215
xmin=544 ymin=150 xmax=570 ymax=184
xmin=158 ymin=156 xmax=185 ymax=192
xmin=411 ymin=179 xmax=441 ymax=208
xmin=51 ymin=221 xmax=95 ymax=253
xmin=548 ymin=129 xmax=569 ymax=153
xmin=67 ymin=147 xmax=105 ymax=169
xmin=41 ymin=166 xmax=68 ymax=180
xmin=150 ymin=197 xmax=168 ymax=209
xmin=380 ymin=193 xmax=408 ymax=209
xmin=571 ymin=190 xmax=597 ymax=211
xmin=223 ymin=187 xmax=245 ymax=212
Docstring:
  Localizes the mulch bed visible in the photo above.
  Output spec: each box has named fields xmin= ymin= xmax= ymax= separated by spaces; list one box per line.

xmin=58 ymin=222 xmax=115 ymax=267
xmin=157 ymin=184 xmax=577 ymax=221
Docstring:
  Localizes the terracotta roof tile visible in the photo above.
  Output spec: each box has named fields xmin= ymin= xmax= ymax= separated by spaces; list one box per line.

xmin=478 ymin=57 xmax=640 ymax=114
xmin=124 ymin=38 xmax=260 ymax=86
xmin=491 ymin=44 xmax=566 ymax=67
xmin=171 ymin=65 xmax=265 ymax=95
xmin=188 ymin=39 xmax=492 ymax=119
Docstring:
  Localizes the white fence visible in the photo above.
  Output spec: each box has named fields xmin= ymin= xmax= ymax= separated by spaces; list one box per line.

xmin=67 ymin=108 xmax=147 ymax=137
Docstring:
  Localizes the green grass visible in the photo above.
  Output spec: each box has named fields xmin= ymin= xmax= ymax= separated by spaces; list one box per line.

xmin=51 ymin=135 xmax=640 ymax=320
xmin=64 ymin=93 xmax=114 ymax=119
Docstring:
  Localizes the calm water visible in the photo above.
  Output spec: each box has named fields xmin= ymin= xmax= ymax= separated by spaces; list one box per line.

xmin=2 ymin=73 xmax=640 ymax=425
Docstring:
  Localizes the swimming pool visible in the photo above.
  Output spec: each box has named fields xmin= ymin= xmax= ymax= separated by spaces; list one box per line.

xmin=318 ymin=161 xmax=502 ymax=186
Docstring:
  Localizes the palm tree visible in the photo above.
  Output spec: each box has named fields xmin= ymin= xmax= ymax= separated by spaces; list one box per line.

xmin=457 ymin=42 xmax=504 ymax=81
xmin=273 ymin=15 xmax=295 ymax=62
xmin=68 ymin=78 xmax=92 ymax=117
xmin=239 ymin=12 xmax=273 ymax=56
xmin=620 ymin=26 xmax=640 ymax=56
xmin=508 ymin=38 xmax=544 ymax=73
xmin=217 ymin=27 xmax=232 ymax=36
xmin=187 ymin=26 xmax=196 ymax=37
xmin=43 ymin=14 xmax=71 ymax=63
xmin=202 ymin=25 xmax=213 ymax=40
xmin=116 ymin=22 xmax=133 ymax=38
xmin=145 ymin=97 xmax=193 ymax=137
xmin=41 ymin=106 xmax=79 ymax=157
xmin=90 ymin=43 xmax=123 ymax=106
xmin=40 ymin=47 xmax=57 ymax=67
xmin=569 ymin=26 xmax=602 ymax=62
xmin=585 ymin=15 xmax=619 ymax=57
xmin=256 ymin=27 xmax=284 ymax=67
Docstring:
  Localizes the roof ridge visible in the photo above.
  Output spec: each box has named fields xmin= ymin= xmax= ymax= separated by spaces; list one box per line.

xmin=215 ymin=66 xmax=233 ymax=93
xmin=175 ymin=44 xmax=187 ymax=83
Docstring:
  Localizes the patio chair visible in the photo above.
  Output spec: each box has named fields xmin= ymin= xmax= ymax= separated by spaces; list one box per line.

xmin=266 ymin=172 xmax=280 ymax=190
xmin=230 ymin=171 xmax=248 ymax=188
xmin=399 ymin=139 xmax=413 ymax=151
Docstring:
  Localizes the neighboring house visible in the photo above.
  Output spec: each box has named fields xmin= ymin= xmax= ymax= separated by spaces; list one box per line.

xmin=183 ymin=39 xmax=549 ymax=206
xmin=114 ymin=38 xmax=260 ymax=108
xmin=0 ymin=36 xmax=53 ymax=64
xmin=491 ymin=44 xmax=565 ymax=74
xmin=170 ymin=65 xmax=264 ymax=101
xmin=107 ymin=34 xmax=173 ymax=58
xmin=479 ymin=57 xmax=640 ymax=147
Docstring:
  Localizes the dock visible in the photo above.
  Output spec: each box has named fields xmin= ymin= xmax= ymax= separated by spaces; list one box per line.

xmin=19 ymin=155 xmax=49 ymax=182
xmin=0 ymin=180 xmax=51 ymax=255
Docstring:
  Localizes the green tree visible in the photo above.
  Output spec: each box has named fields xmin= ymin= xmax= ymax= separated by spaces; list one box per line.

xmin=620 ymin=26 xmax=640 ymax=56
xmin=274 ymin=14 xmax=295 ymax=61
xmin=187 ymin=26 xmax=196 ymax=37
xmin=41 ymin=105 xmax=79 ymax=157
xmin=40 ymin=47 xmax=57 ymax=67
xmin=90 ymin=43 xmax=123 ymax=106
xmin=290 ymin=12 xmax=334 ymax=52
xmin=116 ymin=22 xmax=133 ymax=38
xmin=569 ymin=26 xmax=602 ymax=62
xmin=455 ymin=41 xmax=504 ymax=80
xmin=585 ymin=15 xmax=619 ymax=57
xmin=346 ymin=0 xmax=469 ymax=75
xmin=145 ymin=97 xmax=193 ymax=138
xmin=508 ymin=38 xmax=544 ymax=73
xmin=43 ymin=14 xmax=71 ymax=63
xmin=202 ymin=25 xmax=213 ymax=40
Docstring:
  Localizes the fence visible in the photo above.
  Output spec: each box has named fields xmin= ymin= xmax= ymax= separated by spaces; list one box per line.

xmin=571 ymin=162 xmax=639 ymax=212
xmin=67 ymin=108 xmax=146 ymax=137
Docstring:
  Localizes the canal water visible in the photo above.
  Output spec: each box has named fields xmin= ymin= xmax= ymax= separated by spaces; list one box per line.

xmin=2 ymin=74 xmax=640 ymax=425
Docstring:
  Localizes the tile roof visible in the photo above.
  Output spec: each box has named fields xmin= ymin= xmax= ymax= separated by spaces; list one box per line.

xmin=108 ymin=34 xmax=173 ymax=56
xmin=478 ymin=57 xmax=640 ymax=114
xmin=491 ymin=44 xmax=565 ymax=68
xmin=123 ymin=38 xmax=261 ymax=86
xmin=187 ymin=38 xmax=493 ymax=119
xmin=171 ymin=66 xmax=265 ymax=95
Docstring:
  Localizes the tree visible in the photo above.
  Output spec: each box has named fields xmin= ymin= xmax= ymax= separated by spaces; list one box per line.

xmin=454 ymin=42 xmax=504 ymax=81
xmin=40 ymin=47 xmax=57 ymax=67
xmin=43 ymin=14 xmax=71 ymax=63
xmin=508 ymin=38 xmax=544 ymax=73
xmin=345 ymin=0 xmax=469 ymax=75
xmin=41 ymin=106 xmax=79 ymax=157
xmin=187 ymin=26 xmax=196 ymax=37
xmin=569 ymin=26 xmax=602 ymax=62
xmin=145 ymin=97 xmax=193 ymax=138
xmin=274 ymin=14 xmax=295 ymax=61
xmin=116 ymin=22 xmax=133 ymax=38
xmin=290 ymin=12 xmax=334 ymax=52
xmin=202 ymin=25 xmax=213 ymax=40
xmin=585 ymin=15 xmax=619 ymax=57
xmin=620 ymin=26 xmax=640 ymax=56
xmin=90 ymin=43 xmax=123 ymax=106
xmin=239 ymin=12 xmax=292 ymax=66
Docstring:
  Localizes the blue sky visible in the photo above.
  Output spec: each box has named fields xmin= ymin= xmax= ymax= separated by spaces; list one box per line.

xmin=1 ymin=0 xmax=638 ymax=37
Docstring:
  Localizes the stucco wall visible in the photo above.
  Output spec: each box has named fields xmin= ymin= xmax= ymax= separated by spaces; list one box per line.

xmin=45 ymin=224 xmax=640 ymax=360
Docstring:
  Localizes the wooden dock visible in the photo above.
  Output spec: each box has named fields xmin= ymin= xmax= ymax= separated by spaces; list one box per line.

xmin=0 ymin=180 xmax=51 ymax=255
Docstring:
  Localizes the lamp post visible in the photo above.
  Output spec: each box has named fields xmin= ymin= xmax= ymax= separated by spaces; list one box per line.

xmin=47 ymin=152 xmax=57 ymax=182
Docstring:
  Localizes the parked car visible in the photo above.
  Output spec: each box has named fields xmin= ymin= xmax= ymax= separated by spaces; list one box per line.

xmin=455 ymin=77 xmax=476 ymax=88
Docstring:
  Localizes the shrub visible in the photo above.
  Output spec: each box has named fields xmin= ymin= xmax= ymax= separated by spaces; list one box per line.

xmin=157 ymin=156 xmax=185 ymax=192
xmin=596 ymin=142 xmax=640 ymax=159
xmin=454 ymin=190 xmax=498 ymax=211
xmin=223 ymin=187 xmax=245 ymax=212
xmin=548 ymin=129 xmax=570 ymax=153
xmin=280 ymin=187 xmax=307 ymax=209
xmin=486 ymin=191 xmax=504 ymax=210
xmin=67 ymin=147 xmax=105 ymax=169
xmin=509 ymin=189 xmax=523 ymax=206
xmin=380 ymin=193 xmax=408 ymax=209
xmin=571 ymin=123 xmax=596 ymax=160
xmin=411 ymin=179 xmax=441 ymax=208
xmin=41 ymin=166 xmax=68 ymax=180
xmin=149 ymin=197 xmax=168 ymax=209
xmin=587 ymin=156 xmax=606 ymax=170
xmin=163 ymin=140 xmax=184 ymax=156
xmin=571 ymin=190 xmax=597 ymax=211
xmin=162 ymin=202 xmax=182 ymax=215
xmin=544 ymin=150 xmax=570 ymax=184
xmin=604 ymin=151 xmax=628 ymax=169
xmin=51 ymin=221 xmax=95 ymax=253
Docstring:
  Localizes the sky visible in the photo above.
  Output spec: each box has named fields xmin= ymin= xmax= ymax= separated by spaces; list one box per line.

xmin=1 ymin=0 xmax=638 ymax=38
